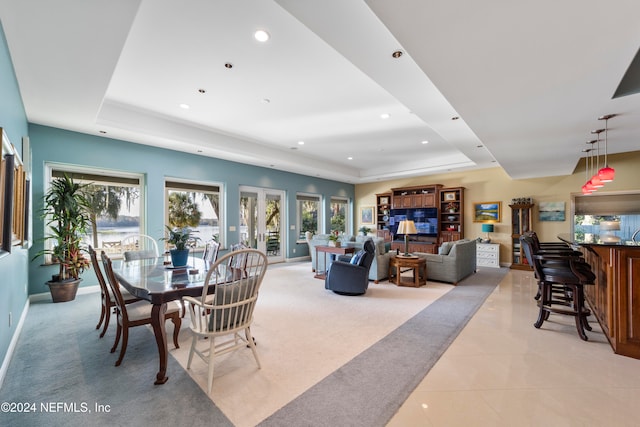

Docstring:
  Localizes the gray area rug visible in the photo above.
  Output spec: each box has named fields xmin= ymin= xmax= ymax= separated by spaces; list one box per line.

xmin=259 ymin=267 xmax=508 ymax=427
xmin=0 ymin=294 xmax=232 ymax=427
xmin=1 ymin=267 xmax=506 ymax=427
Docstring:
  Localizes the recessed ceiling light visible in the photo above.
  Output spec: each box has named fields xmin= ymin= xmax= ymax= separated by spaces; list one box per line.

xmin=298 ymin=141 xmax=305 ymax=145
xmin=451 ymin=116 xmax=460 ymax=120
xmin=179 ymin=103 xmax=190 ymax=109
xmin=421 ymin=140 xmax=429 ymax=144
xmin=347 ymin=156 xmax=353 ymax=160
xmin=224 ymin=63 xmax=233 ymax=69
xmin=380 ymin=113 xmax=390 ymax=119
xmin=392 ymin=50 xmax=403 ymax=58
xmin=254 ymin=29 xmax=270 ymax=42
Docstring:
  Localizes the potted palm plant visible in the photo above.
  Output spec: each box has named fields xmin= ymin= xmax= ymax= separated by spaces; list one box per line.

xmin=161 ymin=226 xmax=199 ymax=267
xmin=35 ymin=174 xmax=91 ymax=302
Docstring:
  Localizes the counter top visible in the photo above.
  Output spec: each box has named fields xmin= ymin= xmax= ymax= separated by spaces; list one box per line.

xmin=558 ymin=233 xmax=640 ymax=247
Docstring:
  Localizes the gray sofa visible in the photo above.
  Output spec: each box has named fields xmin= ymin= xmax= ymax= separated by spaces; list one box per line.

xmin=414 ymin=239 xmax=477 ymax=284
xmin=305 ymin=232 xmax=392 ymax=283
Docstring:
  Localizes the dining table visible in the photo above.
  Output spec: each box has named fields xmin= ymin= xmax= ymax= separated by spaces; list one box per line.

xmin=113 ymin=256 xmax=215 ymax=385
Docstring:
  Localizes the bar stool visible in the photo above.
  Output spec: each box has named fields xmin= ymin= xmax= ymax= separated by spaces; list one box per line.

xmin=520 ymin=235 xmax=595 ymax=340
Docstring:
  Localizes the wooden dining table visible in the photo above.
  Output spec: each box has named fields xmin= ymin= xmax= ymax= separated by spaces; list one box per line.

xmin=113 ymin=256 xmax=215 ymax=385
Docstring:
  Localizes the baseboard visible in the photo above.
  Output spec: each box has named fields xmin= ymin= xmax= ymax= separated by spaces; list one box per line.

xmin=0 ymin=299 xmax=30 ymax=390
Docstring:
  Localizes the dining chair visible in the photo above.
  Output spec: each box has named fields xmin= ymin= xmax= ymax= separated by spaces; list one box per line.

xmin=183 ymin=248 xmax=268 ymax=393
xmin=203 ymin=239 xmax=220 ymax=267
xmin=101 ymin=251 xmax=182 ymax=366
xmin=120 ymin=234 xmax=160 ymax=261
xmin=88 ymin=245 xmax=140 ymax=338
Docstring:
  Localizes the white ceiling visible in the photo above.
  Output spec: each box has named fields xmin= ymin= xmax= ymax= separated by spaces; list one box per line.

xmin=1 ymin=0 xmax=639 ymax=183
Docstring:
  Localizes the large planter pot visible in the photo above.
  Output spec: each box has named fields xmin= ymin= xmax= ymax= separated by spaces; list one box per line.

xmin=46 ymin=278 xmax=81 ymax=303
xmin=170 ymin=249 xmax=190 ymax=267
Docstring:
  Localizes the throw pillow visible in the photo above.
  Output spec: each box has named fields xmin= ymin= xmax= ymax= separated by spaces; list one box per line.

xmin=350 ymin=250 xmax=364 ymax=265
xmin=439 ymin=241 xmax=453 ymax=255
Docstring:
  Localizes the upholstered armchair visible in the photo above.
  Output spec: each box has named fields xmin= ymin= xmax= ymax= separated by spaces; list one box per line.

xmin=324 ymin=240 xmax=375 ymax=296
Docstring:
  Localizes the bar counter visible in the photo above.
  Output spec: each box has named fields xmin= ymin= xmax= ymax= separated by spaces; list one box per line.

xmin=558 ymin=234 xmax=640 ymax=359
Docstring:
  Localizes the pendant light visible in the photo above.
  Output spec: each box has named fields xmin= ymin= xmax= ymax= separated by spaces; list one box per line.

xmin=581 ymin=147 xmax=595 ymax=194
xmin=588 ymin=134 xmax=604 ymax=188
xmin=597 ymin=114 xmax=616 ymax=182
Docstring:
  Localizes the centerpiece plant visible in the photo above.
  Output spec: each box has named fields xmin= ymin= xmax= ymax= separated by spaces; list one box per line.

xmin=161 ymin=226 xmax=200 ymax=267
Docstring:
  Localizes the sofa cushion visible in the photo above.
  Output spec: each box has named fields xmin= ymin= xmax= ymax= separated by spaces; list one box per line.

xmin=439 ymin=241 xmax=454 ymax=255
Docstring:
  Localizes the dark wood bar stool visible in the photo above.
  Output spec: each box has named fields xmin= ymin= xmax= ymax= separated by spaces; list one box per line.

xmin=520 ymin=235 xmax=595 ymax=340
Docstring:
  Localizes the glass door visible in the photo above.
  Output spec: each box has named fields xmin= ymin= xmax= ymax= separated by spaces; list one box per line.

xmin=239 ymin=186 xmax=284 ymax=263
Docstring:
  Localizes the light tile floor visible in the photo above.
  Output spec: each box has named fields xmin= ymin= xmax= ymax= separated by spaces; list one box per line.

xmin=387 ymin=268 xmax=640 ymax=427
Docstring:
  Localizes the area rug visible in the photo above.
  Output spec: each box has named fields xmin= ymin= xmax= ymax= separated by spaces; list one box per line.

xmin=258 ymin=266 xmax=508 ymax=427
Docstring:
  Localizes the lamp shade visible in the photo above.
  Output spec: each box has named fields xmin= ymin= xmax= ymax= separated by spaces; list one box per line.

xmin=481 ymin=224 xmax=494 ymax=233
xmin=397 ymin=220 xmax=417 ymax=235
xmin=598 ymin=166 xmax=615 ymax=182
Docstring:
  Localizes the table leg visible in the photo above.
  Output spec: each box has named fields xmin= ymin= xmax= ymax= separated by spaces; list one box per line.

xmin=151 ymin=303 xmax=169 ymax=385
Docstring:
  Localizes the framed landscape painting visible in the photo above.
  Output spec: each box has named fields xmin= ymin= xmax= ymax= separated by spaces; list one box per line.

xmin=473 ymin=201 xmax=501 ymax=223
xmin=539 ymin=201 xmax=565 ymax=221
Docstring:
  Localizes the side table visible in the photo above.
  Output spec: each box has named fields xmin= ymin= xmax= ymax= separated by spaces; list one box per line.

xmin=388 ymin=255 xmax=427 ymax=287
xmin=314 ymin=245 xmax=356 ymax=279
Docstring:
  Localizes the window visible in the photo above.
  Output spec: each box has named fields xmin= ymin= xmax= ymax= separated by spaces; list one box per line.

xmin=165 ymin=179 xmax=222 ymax=249
xmin=297 ymin=193 xmax=321 ymax=239
xmin=47 ymin=165 xmax=144 ymax=255
xmin=330 ymin=196 xmax=349 ymax=233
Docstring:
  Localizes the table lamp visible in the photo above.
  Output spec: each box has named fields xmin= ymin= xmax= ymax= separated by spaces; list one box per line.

xmin=481 ymin=223 xmax=494 ymax=243
xmin=397 ymin=220 xmax=417 ymax=256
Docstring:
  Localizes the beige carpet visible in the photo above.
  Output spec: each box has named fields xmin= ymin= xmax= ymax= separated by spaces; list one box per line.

xmin=169 ymin=261 xmax=454 ymax=427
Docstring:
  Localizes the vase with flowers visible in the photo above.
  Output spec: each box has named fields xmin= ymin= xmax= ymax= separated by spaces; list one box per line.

xmin=446 ymin=202 xmax=458 ymax=213
xmin=328 ymin=230 xmax=341 ymax=247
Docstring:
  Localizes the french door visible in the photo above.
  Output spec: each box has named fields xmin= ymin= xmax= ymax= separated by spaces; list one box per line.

xmin=239 ymin=186 xmax=284 ymax=263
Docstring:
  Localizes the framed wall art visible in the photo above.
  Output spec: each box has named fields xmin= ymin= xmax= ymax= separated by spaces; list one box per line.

xmin=539 ymin=201 xmax=565 ymax=221
xmin=473 ymin=201 xmax=501 ymax=223
xmin=360 ymin=206 xmax=374 ymax=225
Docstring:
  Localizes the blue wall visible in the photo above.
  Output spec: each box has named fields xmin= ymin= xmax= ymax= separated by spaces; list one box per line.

xmin=0 ymin=21 xmax=29 ymax=374
xmin=28 ymin=124 xmax=354 ymax=295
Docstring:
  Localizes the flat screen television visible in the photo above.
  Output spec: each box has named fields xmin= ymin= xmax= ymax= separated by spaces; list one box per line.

xmin=389 ymin=208 xmax=438 ymax=237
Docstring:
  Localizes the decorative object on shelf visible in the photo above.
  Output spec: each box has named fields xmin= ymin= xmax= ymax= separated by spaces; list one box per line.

xmin=443 ymin=192 xmax=456 ymax=201
xmin=447 ymin=215 xmax=456 ymax=221
xmin=473 ymin=201 xmax=501 ymax=222
xmin=360 ymin=205 xmax=374 ymax=225
xmin=445 ymin=202 xmax=458 ymax=213
xmin=481 ymin=223 xmax=494 ymax=243
xmin=397 ymin=220 xmax=417 ymax=256
xmin=379 ymin=196 xmax=389 ymax=205
xmin=510 ymin=197 xmax=533 ymax=205
xmin=539 ymin=201 xmax=565 ymax=221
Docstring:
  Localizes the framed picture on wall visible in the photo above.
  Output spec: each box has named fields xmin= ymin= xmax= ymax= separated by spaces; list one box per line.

xmin=473 ymin=201 xmax=501 ymax=223
xmin=539 ymin=201 xmax=565 ymax=221
xmin=443 ymin=192 xmax=456 ymax=201
xmin=360 ymin=206 xmax=374 ymax=225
